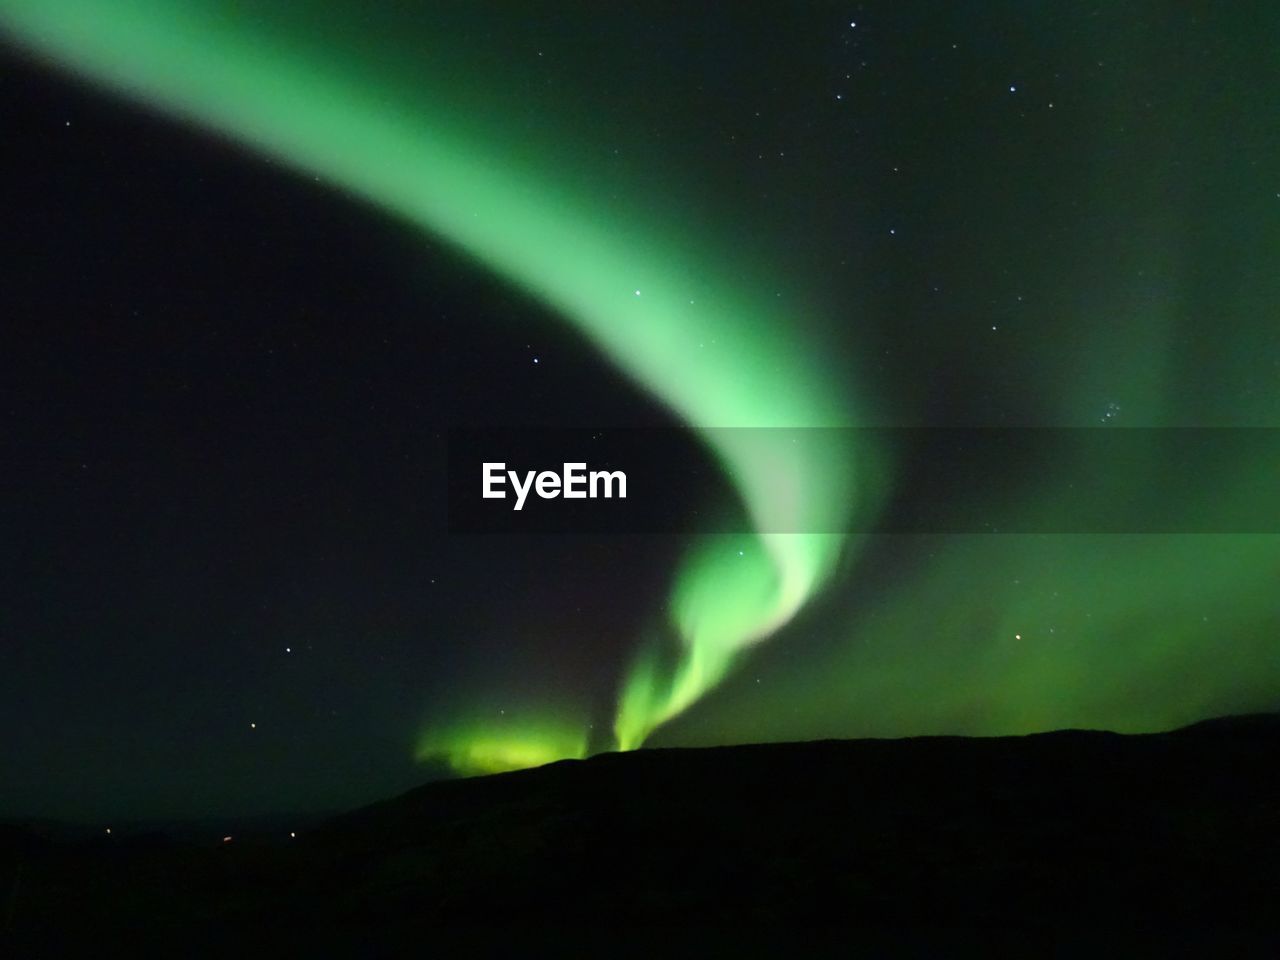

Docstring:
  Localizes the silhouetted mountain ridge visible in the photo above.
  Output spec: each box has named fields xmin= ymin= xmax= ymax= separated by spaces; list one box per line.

xmin=4 ymin=716 xmax=1278 ymax=947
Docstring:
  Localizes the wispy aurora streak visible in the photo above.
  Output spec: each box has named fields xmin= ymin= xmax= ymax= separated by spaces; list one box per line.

xmin=0 ymin=1 xmax=869 ymax=766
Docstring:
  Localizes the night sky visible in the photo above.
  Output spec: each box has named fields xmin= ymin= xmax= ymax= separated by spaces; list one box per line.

xmin=3 ymin=2 xmax=1279 ymax=821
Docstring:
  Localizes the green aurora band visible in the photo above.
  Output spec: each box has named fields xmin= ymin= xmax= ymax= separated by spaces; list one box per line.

xmin=0 ymin=0 xmax=871 ymax=768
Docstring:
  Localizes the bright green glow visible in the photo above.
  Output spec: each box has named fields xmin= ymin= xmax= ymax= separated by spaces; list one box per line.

xmin=416 ymin=721 xmax=587 ymax=777
xmin=0 ymin=1 xmax=871 ymax=761
xmin=616 ymin=429 xmax=860 ymax=748
xmin=615 ymin=530 xmax=849 ymax=749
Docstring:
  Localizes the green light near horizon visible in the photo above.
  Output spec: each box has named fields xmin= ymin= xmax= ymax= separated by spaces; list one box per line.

xmin=416 ymin=720 xmax=588 ymax=777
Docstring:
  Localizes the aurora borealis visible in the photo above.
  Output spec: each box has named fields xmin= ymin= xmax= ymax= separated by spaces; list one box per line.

xmin=0 ymin=0 xmax=871 ymax=765
xmin=2 ymin=3 xmax=1278 ymax=816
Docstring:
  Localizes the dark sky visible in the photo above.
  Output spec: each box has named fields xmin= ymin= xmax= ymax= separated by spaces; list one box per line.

xmin=2 ymin=2 xmax=1278 ymax=821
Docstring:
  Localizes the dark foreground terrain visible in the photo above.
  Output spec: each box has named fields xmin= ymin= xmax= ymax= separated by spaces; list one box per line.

xmin=4 ymin=716 xmax=1279 ymax=950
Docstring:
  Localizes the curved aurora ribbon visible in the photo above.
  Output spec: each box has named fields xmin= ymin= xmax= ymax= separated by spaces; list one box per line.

xmin=1 ymin=0 xmax=870 ymax=761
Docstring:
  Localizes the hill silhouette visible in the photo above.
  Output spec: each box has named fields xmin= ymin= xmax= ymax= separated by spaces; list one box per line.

xmin=4 ymin=717 xmax=1278 ymax=948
